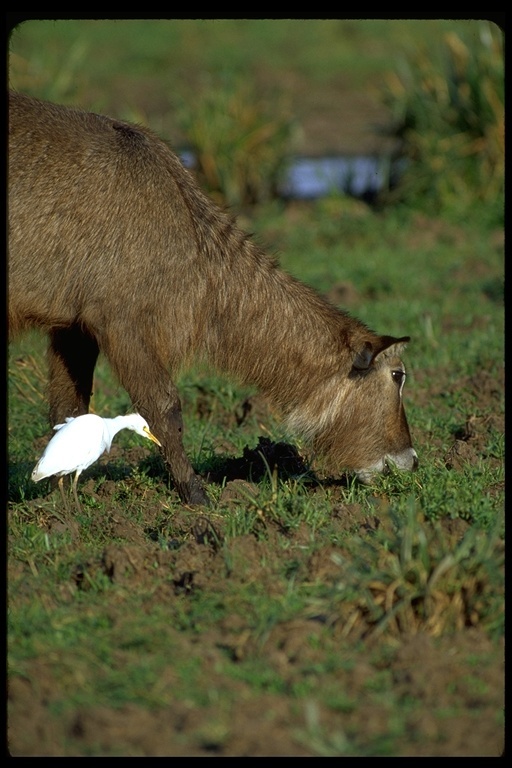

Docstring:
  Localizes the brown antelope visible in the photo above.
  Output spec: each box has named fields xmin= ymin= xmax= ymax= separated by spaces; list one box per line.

xmin=8 ymin=91 xmax=418 ymax=506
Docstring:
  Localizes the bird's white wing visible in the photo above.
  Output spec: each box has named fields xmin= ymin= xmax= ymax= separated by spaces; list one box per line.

xmin=53 ymin=416 xmax=76 ymax=431
xmin=32 ymin=415 xmax=107 ymax=481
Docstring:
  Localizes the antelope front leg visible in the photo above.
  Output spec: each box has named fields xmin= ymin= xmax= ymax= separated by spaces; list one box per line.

xmin=101 ymin=335 xmax=210 ymax=506
xmin=155 ymin=400 xmax=210 ymax=506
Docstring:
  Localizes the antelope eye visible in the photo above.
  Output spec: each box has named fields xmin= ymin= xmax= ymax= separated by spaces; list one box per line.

xmin=392 ymin=370 xmax=405 ymax=386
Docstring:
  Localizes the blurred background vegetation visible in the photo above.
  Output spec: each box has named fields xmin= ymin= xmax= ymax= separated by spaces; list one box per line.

xmin=8 ymin=18 xmax=504 ymax=222
xmin=381 ymin=24 xmax=503 ymax=225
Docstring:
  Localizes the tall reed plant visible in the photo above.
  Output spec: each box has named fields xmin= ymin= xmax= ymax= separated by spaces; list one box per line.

xmin=381 ymin=22 xmax=503 ymax=225
xmin=176 ymin=74 xmax=297 ymax=208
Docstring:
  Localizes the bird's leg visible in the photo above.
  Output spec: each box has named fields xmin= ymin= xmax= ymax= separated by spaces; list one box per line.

xmin=57 ymin=476 xmax=71 ymax=513
xmin=71 ymin=471 xmax=83 ymax=515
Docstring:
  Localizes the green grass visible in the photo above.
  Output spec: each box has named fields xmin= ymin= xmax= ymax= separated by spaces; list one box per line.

xmin=9 ymin=19 xmax=479 ymax=93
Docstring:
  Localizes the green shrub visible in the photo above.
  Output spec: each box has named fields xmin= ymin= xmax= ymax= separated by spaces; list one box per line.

xmin=176 ymin=74 xmax=298 ymax=208
xmin=381 ymin=22 xmax=504 ymax=225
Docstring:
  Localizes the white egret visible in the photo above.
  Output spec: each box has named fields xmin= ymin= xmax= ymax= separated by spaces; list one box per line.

xmin=31 ymin=413 xmax=162 ymax=513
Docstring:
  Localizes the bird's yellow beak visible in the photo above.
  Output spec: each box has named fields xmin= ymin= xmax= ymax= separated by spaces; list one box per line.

xmin=144 ymin=426 xmax=162 ymax=447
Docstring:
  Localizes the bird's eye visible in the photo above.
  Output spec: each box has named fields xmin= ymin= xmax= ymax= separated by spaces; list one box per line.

xmin=392 ymin=369 xmax=405 ymax=386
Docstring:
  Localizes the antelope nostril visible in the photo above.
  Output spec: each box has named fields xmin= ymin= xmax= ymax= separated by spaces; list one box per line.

xmin=412 ymin=454 xmax=419 ymax=471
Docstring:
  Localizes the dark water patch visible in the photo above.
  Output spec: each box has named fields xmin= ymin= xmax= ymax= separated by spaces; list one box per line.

xmin=279 ymin=154 xmax=406 ymax=202
xmin=180 ymin=150 xmax=406 ymax=203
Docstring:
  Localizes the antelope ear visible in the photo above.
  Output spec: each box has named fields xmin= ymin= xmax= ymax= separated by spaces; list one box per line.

xmin=352 ymin=336 xmax=410 ymax=371
xmin=352 ymin=341 xmax=374 ymax=371
xmin=374 ymin=335 xmax=411 ymax=361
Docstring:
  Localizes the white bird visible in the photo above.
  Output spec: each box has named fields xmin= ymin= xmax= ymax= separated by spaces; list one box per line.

xmin=31 ymin=413 xmax=162 ymax=513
